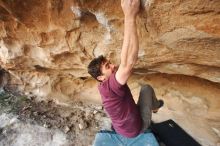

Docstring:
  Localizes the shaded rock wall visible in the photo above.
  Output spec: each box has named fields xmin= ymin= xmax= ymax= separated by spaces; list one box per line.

xmin=0 ymin=0 xmax=219 ymax=99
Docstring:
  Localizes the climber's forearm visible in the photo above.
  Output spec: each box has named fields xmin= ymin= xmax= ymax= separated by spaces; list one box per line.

xmin=120 ymin=17 xmax=139 ymax=69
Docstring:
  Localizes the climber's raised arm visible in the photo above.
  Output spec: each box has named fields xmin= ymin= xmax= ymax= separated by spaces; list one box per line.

xmin=116 ymin=0 xmax=140 ymax=85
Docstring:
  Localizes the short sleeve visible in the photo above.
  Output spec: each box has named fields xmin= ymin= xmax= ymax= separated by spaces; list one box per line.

xmin=108 ymin=72 xmax=126 ymax=97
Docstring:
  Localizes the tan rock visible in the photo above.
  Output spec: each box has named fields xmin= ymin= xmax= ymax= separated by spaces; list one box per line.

xmin=0 ymin=0 xmax=220 ymax=145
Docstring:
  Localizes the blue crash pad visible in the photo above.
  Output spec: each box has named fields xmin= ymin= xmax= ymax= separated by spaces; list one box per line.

xmin=93 ymin=130 xmax=159 ymax=146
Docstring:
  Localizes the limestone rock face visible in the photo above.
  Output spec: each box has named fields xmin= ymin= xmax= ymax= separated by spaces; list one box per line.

xmin=0 ymin=0 xmax=219 ymax=87
xmin=0 ymin=0 xmax=220 ymax=145
xmin=0 ymin=0 xmax=219 ymax=91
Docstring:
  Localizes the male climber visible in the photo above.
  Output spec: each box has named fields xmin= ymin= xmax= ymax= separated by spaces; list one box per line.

xmin=88 ymin=0 xmax=163 ymax=144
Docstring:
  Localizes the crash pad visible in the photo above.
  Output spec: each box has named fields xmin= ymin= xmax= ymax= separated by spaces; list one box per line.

xmin=151 ymin=119 xmax=201 ymax=146
xmin=93 ymin=130 xmax=159 ymax=146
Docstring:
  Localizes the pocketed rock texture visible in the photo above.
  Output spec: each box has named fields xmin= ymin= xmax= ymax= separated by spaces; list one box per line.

xmin=0 ymin=0 xmax=220 ymax=146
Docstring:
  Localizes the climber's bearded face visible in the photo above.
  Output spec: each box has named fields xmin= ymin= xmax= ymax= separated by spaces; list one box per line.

xmin=97 ymin=60 xmax=116 ymax=82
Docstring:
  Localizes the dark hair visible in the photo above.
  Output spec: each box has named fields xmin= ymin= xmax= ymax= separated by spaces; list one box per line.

xmin=87 ymin=55 xmax=106 ymax=82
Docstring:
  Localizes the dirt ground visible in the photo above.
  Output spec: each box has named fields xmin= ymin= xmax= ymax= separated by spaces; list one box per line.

xmin=0 ymin=89 xmax=110 ymax=146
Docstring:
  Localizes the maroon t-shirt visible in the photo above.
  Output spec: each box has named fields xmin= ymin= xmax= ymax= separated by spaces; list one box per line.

xmin=98 ymin=72 xmax=142 ymax=138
